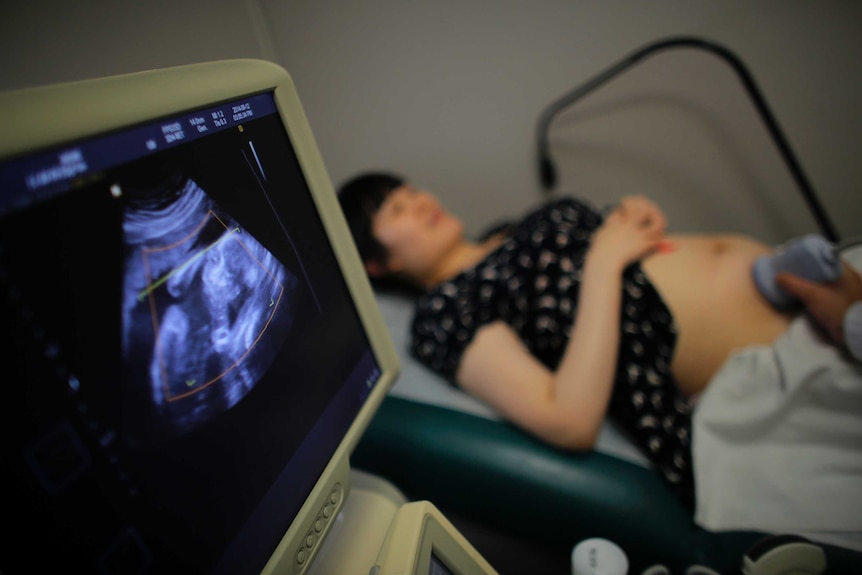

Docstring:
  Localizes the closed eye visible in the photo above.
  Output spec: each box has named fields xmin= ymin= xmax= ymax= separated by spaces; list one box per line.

xmin=379 ymin=194 xmax=408 ymax=219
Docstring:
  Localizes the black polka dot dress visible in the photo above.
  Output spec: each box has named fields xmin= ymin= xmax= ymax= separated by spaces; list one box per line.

xmin=410 ymin=198 xmax=695 ymax=509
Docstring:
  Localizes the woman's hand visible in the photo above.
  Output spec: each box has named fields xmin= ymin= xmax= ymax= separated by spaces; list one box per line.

xmin=589 ymin=195 xmax=667 ymax=271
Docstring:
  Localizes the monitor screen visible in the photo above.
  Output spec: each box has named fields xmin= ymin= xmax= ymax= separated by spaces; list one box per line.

xmin=0 ymin=60 xmax=399 ymax=575
xmin=430 ymin=552 xmax=458 ymax=575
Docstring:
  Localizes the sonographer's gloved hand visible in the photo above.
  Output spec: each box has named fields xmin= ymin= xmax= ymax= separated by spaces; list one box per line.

xmin=777 ymin=262 xmax=862 ymax=360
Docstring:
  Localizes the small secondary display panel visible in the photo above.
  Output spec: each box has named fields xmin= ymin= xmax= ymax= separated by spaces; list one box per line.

xmin=374 ymin=501 xmax=499 ymax=575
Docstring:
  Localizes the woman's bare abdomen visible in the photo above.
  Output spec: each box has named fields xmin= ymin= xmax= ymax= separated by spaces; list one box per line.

xmin=641 ymin=234 xmax=794 ymax=397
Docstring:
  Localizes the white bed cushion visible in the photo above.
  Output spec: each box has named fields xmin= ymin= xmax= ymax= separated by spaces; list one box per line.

xmin=374 ymin=290 xmax=652 ymax=468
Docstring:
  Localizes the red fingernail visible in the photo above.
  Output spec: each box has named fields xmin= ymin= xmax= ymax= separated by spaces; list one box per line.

xmin=658 ymin=240 xmax=676 ymax=254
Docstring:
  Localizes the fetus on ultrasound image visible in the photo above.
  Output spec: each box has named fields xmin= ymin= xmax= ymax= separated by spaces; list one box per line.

xmin=120 ymin=172 xmax=297 ymax=440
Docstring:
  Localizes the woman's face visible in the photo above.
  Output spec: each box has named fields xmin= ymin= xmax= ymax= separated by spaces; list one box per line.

xmin=369 ymin=184 xmax=464 ymax=284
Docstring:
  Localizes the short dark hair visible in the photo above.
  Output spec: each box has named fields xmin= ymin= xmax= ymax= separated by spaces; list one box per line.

xmin=337 ymin=171 xmax=404 ymax=266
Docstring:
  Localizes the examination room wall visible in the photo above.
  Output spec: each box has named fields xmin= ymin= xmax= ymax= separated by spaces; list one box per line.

xmin=2 ymin=1 xmax=861 ymax=245
xmin=266 ymin=1 xmax=862 ymax=245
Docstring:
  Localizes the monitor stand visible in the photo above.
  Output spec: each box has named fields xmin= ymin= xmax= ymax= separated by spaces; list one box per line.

xmin=309 ymin=468 xmax=499 ymax=575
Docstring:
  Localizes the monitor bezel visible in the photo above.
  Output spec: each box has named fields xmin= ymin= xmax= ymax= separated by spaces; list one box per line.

xmin=0 ymin=59 xmax=401 ymax=575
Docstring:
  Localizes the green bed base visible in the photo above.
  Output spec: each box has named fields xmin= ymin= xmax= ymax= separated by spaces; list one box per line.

xmin=352 ymin=396 xmax=862 ymax=574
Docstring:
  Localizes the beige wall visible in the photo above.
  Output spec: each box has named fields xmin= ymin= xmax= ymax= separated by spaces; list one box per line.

xmin=2 ymin=1 xmax=860 ymax=243
xmin=268 ymin=0 xmax=862 ymax=244
xmin=0 ymin=0 xmax=273 ymax=87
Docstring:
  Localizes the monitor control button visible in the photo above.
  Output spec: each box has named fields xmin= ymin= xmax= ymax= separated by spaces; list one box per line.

xmin=294 ymin=482 xmax=345 ymax=568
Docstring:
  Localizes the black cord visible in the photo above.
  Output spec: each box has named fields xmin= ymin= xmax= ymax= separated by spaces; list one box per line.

xmin=837 ymin=235 xmax=862 ymax=254
xmin=535 ymin=35 xmax=840 ymax=243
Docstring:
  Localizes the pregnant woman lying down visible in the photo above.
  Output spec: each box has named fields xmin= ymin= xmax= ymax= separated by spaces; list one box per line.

xmin=337 ymin=171 xmax=859 ymax=509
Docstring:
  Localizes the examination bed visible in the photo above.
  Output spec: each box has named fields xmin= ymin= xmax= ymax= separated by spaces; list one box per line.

xmin=352 ymin=290 xmax=862 ymax=573
xmin=351 ymin=38 xmax=862 ymax=573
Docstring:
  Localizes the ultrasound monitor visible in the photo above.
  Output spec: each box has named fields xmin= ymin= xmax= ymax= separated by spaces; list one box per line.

xmin=0 ymin=59 xmax=399 ymax=575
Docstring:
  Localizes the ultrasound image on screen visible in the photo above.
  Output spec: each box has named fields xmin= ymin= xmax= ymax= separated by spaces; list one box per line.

xmin=120 ymin=175 xmax=297 ymax=439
